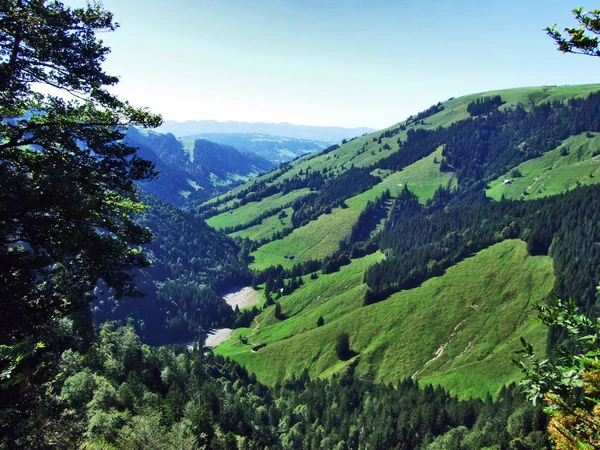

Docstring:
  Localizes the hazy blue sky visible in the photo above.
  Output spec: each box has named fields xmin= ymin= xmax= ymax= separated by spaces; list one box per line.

xmin=73 ymin=0 xmax=600 ymax=129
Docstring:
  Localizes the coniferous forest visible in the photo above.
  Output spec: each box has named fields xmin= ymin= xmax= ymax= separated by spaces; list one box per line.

xmin=3 ymin=1 xmax=600 ymax=449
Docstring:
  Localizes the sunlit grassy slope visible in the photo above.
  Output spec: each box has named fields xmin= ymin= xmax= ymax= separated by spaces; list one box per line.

xmin=206 ymin=189 xmax=310 ymax=230
xmin=216 ymin=240 xmax=553 ymax=399
xmin=248 ymin=148 xmax=455 ymax=270
xmin=205 ymin=85 xmax=600 ymax=400
xmin=230 ymin=207 xmax=293 ymax=241
xmin=487 ymin=132 xmax=600 ymax=201
xmin=203 ymin=84 xmax=600 ymax=272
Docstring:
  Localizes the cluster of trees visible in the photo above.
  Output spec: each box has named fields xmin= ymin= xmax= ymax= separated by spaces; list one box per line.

xmin=405 ymin=101 xmax=445 ymax=126
xmin=517 ymin=298 xmax=600 ymax=448
xmin=466 ymin=95 xmax=504 ymax=116
xmin=364 ymin=184 xmax=600 ymax=311
xmin=92 ymin=193 xmax=249 ymax=345
xmin=232 ymin=305 xmax=263 ymax=328
xmin=291 ymin=167 xmax=381 ymax=228
xmin=348 ymin=190 xmax=391 ymax=243
xmin=377 ymin=127 xmax=440 ymax=171
xmin=1 ymin=0 xmax=162 ymax=410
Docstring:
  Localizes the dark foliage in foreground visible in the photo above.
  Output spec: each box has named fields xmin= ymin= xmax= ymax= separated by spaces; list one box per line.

xmin=93 ymin=193 xmax=249 ymax=345
xmin=7 ymin=324 xmax=548 ymax=449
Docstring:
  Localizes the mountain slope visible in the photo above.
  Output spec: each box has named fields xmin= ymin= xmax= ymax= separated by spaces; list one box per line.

xmin=217 ymin=240 xmax=552 ymax=398
xmin=487 ymin=132 xmax=600 ymax=201
xmin=200 ymin=83 xmax=600 ymax=398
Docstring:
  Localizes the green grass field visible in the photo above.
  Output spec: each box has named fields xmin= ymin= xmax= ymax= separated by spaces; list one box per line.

xmin=217 ymin=240 xmax=553 ymax=399
xmin=487 ymin=132 xmax=600 ymax=201
xmin=206 ymin=189 xmax=310 ymax=230
xmin=230 ymin=207 xmax=293 ymax=241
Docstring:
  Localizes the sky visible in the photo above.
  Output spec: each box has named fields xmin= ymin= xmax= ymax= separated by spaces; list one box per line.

xmin=67 ymin=0 xmax=600 ymax=129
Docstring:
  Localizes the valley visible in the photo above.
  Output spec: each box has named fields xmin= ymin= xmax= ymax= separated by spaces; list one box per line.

xmin=86 ymin=84 xmax=600 ymax=439
xmin=5 ymin=2 xmax=600 ymax=446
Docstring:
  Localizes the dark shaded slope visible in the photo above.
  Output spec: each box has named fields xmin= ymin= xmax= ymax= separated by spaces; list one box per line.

xmin=125 ymin=128 xmax=274 ymax=207
xmin=186 ymin=132 xmax=326 ymax=164
xmin=93 ymin=193 xmax=249 ymax=345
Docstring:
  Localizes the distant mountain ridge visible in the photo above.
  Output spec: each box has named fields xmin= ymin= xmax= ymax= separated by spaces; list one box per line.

xmin=155 ymin=119 xmax=376 ymax=142
xmin=183 ymin=132 xmax=327 ymax=164
xmin=126 ymin=128 xmax=273 ymax=206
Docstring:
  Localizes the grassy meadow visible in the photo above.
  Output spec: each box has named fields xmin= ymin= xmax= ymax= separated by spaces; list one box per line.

xmin=218 ymin=240 xmax=553 ymax=398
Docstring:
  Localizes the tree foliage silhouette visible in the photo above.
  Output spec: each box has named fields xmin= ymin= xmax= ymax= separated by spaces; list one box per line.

xmin=0 ymin=0 xmax=160 ymax=384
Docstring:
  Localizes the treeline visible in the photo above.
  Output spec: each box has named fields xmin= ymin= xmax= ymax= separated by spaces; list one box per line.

xmin=291 ymin=167 xmax=381 ymax=228
xmin=364 ymin=184 xmax=600 ymax=312
xmin=194 ymin=170 xmax=325 ymax=221
xmin=12 ymin=323 xmax=548 ymax=449
xmin=376 ymin=127 xmax=441 ymax=172
xmin=378 ymin=91 xmax=600 ymax=186
xmin=467 ymin=95 xmax=504 ymax=116
xmin=93 ymin=193 xmax=248 ymax=345
xmin=406 ymin=101 xmax=445 ymax=125
xmin=348 ymin=190 xmax=391 ymax=243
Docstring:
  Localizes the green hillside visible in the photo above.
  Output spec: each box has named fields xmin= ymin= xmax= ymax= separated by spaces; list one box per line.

xmin=487 ymin=132 xmax=600 ymax=201
xmin=202 ymin=84 xmax=600 ymax=272
xmin=248 ymin=149 xmax=455 ymax=270
xmin=205 ymin=84 xmax=600 ymax=401
xmin=216 ymin=240 xmax=553 ymax=398
xmin=206 ymin=189 xmax=310 ymax=231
